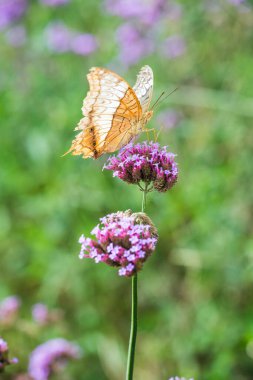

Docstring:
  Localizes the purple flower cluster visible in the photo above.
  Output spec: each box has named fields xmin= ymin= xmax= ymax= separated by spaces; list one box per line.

xmin=0 ymin=338 xmax=18 ymax=371
xmin=104 ymin=142 xmax=178 ymax=193
xmin=116 ymin=23 xmax=154 ymax=66
xmin=105 ymin=0 xmax=185 ymax=66
xmin=0 ymin=295 xmax=21 ymax=324
xmin=28 ymin=338 xmax=81 ymax=380
xmin=40 ymin=0 xmax=69 ymax=6
xmin=79 ymin=211 xmax=158 ymax=277
xmin=0 ymin=0 xmax=27 ymax=30
xmin=44 ymin=21 xmax=98 ymax=55
xmin=105 ymin=0 xmax=167 ymax=25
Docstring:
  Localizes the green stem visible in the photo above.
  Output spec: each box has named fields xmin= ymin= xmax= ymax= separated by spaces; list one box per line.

xmin=126 ymin=274 xmax=138 ymax=380
xmin=126 ymin=184 xmax=148 ymax=380
xmin=141 ymin=183 xmax=148 ymax=213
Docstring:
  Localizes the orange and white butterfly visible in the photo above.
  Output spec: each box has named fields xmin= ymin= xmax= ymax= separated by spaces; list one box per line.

xmin=66 ymin=65 xmax=154 ymax=159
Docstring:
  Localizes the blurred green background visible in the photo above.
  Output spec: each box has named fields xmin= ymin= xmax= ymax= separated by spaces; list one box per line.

xmin=1 ymin=0 xmax=253 ymax=379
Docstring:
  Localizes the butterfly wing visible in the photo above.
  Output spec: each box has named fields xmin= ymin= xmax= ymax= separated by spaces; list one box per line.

xmin=67 ymin=67 xmax=142 ymax=159
xmin=133 ymin=65 xmax=153 ymax=113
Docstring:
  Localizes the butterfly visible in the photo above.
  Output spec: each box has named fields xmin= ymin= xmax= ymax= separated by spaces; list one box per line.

xmin=66 ymin=65 xmax=154 ymax=159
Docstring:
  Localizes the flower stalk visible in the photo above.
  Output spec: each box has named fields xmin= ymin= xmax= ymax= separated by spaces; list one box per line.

xmin=126 ymin=273 xmax=138 ymax=380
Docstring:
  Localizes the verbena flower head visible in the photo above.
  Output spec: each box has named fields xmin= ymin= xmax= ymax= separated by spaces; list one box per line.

xmin=104 ymin=142 xmax=178 ymax=192
xmin=44 ymin=21 xmax=72 ymax=53
xmin=0 ymin=0 xmax=27 ymax=30
xmin=0 ymin=295 xmax=21 ymax=324
xmin=70 ymin=33 xmax=97 ymax=56
xmin=105 ymin=0 xmax=167 ymax=25
xmin=79 ymin=210 xmax=158 ymax=277
xmin=28 ymin=338 xmax=81 ymax=380
xmin=44 ymin=21 xmax=98 ymax=56
xmin=0 ymin=338 xmax=18 ymax=372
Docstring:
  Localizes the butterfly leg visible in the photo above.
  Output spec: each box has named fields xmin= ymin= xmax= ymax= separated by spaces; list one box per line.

xmin=154 ymin=124 xmax=165 ymax=142
xmin=142 ymin=128 xmax=157 ymax=142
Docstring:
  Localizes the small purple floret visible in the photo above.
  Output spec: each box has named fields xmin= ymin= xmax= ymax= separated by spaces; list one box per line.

xmin=104 ymin=141 xmax=178 ymax=192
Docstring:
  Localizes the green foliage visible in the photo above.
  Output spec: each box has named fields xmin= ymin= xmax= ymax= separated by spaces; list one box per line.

xmin=1 ymin=0 xmax=253 ymax=379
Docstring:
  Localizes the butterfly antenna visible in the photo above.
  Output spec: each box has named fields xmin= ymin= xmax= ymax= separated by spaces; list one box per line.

xmin=152 ymin=87 xmax=179 ymax=111
xmin=151 ymin=91 xmax=165 ymax=110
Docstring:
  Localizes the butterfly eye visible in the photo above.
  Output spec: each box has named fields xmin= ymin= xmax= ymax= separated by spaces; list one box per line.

xmin=147 ymin=111 xmax=153 ymax=120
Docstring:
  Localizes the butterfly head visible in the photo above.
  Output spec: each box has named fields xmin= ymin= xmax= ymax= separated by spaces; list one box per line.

xmin=143 ymin=110 xmax=153 ymax=125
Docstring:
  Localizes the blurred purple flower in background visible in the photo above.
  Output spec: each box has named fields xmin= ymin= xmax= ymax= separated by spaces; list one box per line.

xmin=116 ymin=23 xmax=153 ymax=66
xmin=14 ymin=375 xmax=32 ymax=380
xmin=40 ymin=0 xmax=69 ymax=6
xmin=162 ymin=34 xmax=186 ymax=59
xmin=32 ymin=303 xmax=49 ymax=325
xmin=104 ymin=142 xmax=178 ymax=192
xmin=70 ymin=33 xmax=97 ymax=55
xmin=166 ymin=1 xmax=182 ymax=20
xmin=157 ymin=109 xmax=182 ymax=129
xmin=4 ymin=24 xmax=26 ymax=46
xmin=32 ymin=303 xmax=62 ymax=325
xmin=169 ymin=377 xmax=194 ymax=380
xmin=44 ymin=21 xmax=98 ymax=56
xmin=79 ymin=210 xmax=158 ymax=277
xmin=105 ymin=0 xmax=167 ymax=25
xmin=0 ymin=338 xmax=18 ymax=372
xmin=28 ymin=338 xmax=81 ymax=380
xmin=44 ymin=21 xmax=72 ymax=53
xmin=0 ymin=295 xmax=21 ymax=324
xmin=0 ymin=0 xmax=27 ymax=30
xmin=227 ymin=0 xmax=245 ymax=5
